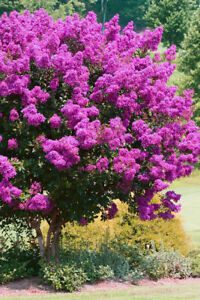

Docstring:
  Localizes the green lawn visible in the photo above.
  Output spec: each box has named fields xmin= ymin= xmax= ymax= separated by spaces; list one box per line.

xmin=1 ymin=282 xmax=200 ymax=300
xmin=170 ymin=170 xmax=200 ymax=247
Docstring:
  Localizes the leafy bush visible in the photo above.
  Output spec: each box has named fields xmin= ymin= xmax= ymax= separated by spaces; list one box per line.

xmin=0 ymin=244 xmax=40 ymax=284
xmin=58 ymin=199 xmax=190 ymax=256
xmin=40 ymin=261 xmax=87 ymax=292
xmin=64 ymin=243 xmax=129 ymax=282
xmin=126 ymin=269 xmax=145 ymax=284
xmin=187 ymin=249 xmax=200 ymax=277
xmin=145 ymin=249 xmax=191 ymax=280
xmin=96 ymin=265 xmax=114 ymax=281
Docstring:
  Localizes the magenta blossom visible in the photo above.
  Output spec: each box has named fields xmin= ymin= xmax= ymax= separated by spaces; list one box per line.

xmin=9 ymin=109 xmax=19 ymax=122
xmin=8 ymin=139 xmax=18 ymax=150
xmin=49 ymin=114 xmax=62 ymax=129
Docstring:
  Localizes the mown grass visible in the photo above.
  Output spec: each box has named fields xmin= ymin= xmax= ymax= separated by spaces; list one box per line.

xmin=170 ymin=169 xmax=200 ymax=247
xmin=1 ymin=282 xmax=200 ymax=300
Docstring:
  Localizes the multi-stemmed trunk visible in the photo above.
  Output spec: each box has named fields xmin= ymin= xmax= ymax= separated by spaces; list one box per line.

xmin=29 ymin=210 xmax=65 ymax=261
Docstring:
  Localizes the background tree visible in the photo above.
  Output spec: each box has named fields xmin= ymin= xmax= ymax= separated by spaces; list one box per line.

xmin=0 ymin=0 xmax=149 ymax=31
xmin=145 ymin=0 xmax=196 ymax=47
xmin=20 ymin=0 xmax=57 ymax=15
xmin=90 ymin=0 xmax=149 ymax=31
xmin=0 ymin=10 xmax=200 ymax=260
xmin=52 ymin=0 xmax=89 ymax=20
xmin=179 ymin=7 xmax=200 ymax=124
xmin=0 ymin=0 xmax=23 ymax=15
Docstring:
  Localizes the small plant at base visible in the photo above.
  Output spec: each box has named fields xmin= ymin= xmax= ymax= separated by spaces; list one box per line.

xmin=0 ymin=244 xmax=40 ymax=284
xmin=63 ymin=242 xmax=130 ymax=282
xmin=40 ymin=260 xmax=87 ymax=292
xmin=187 ymin=249 xmax=200 ymax=277
xmin=125 ymin=269 xmax=145 ymax=285
xmin=145 ymin=249 xmax=191 ymax=280
xmin=95 ymin=265 xmax=114 ymax=281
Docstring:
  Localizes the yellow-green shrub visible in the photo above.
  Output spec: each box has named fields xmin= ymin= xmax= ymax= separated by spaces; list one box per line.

xmin=42 ymin=199 xmax=190 ymax=256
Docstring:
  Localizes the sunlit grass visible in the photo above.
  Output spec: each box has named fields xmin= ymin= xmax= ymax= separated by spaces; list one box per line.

xmin=170 ymin=169 xmax=200 ymax=247
xmin=2 ymin=282 xmax=200 ymax=300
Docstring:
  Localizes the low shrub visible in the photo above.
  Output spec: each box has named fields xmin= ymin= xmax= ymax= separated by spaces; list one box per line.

xmin=0 ymin=244 xmax=40 ymax=284
xmin=111 ymin=242 xmax=148 ymax=274
xmin=145 ymin=249 xmax=191 ymax=280
xmin=187 ymin=249 xmax=200 ymax=277
xmin=64 ymin=242 xmax=129 ymax=282
xmin=96 ymin=265 xmax=114 ymax=281
xmin=40 ymin=261 xmax=87 ymax=292
xmin=125 ymin=269 xmax=145 ymax=284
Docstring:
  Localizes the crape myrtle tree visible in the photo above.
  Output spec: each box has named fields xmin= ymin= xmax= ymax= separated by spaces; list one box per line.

xmin=0 ymin=9 xmax=200 ymax=259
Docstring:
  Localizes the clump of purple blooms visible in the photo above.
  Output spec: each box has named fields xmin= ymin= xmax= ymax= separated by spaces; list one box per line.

xmin=0 ymin=9 xmax=200 ymax=223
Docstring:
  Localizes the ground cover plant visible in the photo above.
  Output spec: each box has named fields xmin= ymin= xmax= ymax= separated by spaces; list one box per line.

xmin=0 ymin=8 xmax=200 ymax=270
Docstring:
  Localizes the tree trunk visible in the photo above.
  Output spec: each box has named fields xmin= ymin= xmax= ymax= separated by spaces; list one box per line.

xmin=30 ymin=217 xmax=45 ymax=257
xmin=29 ymin=211 xmax=65 ymax=261
xmin=101 ymin=0 xmax=108 ymax=32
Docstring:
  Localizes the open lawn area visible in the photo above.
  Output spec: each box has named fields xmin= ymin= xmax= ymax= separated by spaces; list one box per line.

xmin=1 ymin=281 xmax=200 ymax=300
xmin=170 ymin=170 xmax=200 ymax=247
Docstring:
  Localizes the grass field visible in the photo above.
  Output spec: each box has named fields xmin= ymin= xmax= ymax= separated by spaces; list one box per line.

xmin=170 ymin=170 xmax=200 ymax=247
xmin=1 ymin=282 xmax=200 ymax=300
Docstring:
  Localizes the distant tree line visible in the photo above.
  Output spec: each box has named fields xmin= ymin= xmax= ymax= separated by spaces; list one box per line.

xmin=0 ymin=0 xmax=149 ymax=31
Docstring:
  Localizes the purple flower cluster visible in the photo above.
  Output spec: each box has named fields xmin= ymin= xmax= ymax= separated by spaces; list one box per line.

xmin=79 ymin=217 xmax=89 ymax=226
xmin=30 ymin=181 xmax=41 ymax=195
xmin=104 ymin=202 xmax=118 ymax=220
xmin=9 ymin=109 xmax=19 ymax=122
xmin=0 ymin=155 xmax=22 ymax=204
xmin=49 ymin=114 xmax=62 ymax=129
xmin=0 ymin=9 xmax=200 ymax=219
xmin=42 ymin=136 xmax=80 ymax=170
xmin=22 ymin=194 xmax=53 ymax=213
xmin=22 ymin=104 xmax=46 ymax=127
xmin=8 ymin=138 xmax=18 ymax=150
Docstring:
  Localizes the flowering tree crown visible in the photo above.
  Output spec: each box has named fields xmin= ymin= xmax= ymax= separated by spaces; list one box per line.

xmin=0 ymin=9 xmax=200 ymax=224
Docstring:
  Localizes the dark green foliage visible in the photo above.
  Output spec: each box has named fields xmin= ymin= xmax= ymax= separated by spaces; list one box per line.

xmin=0 ymin=0 xmax=23 ymax=15
xmin=90 ymin=0 xmax=149 ymax=31
xmin=179 ymin=7 xmax=200 ymax=124
xmin=0 ymin=245 xmax=40 ymax=284
xmin=64 ymin=242 xmax=130 ymax=281
xmin=145 ymin=0 xmax=196 ymax=47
